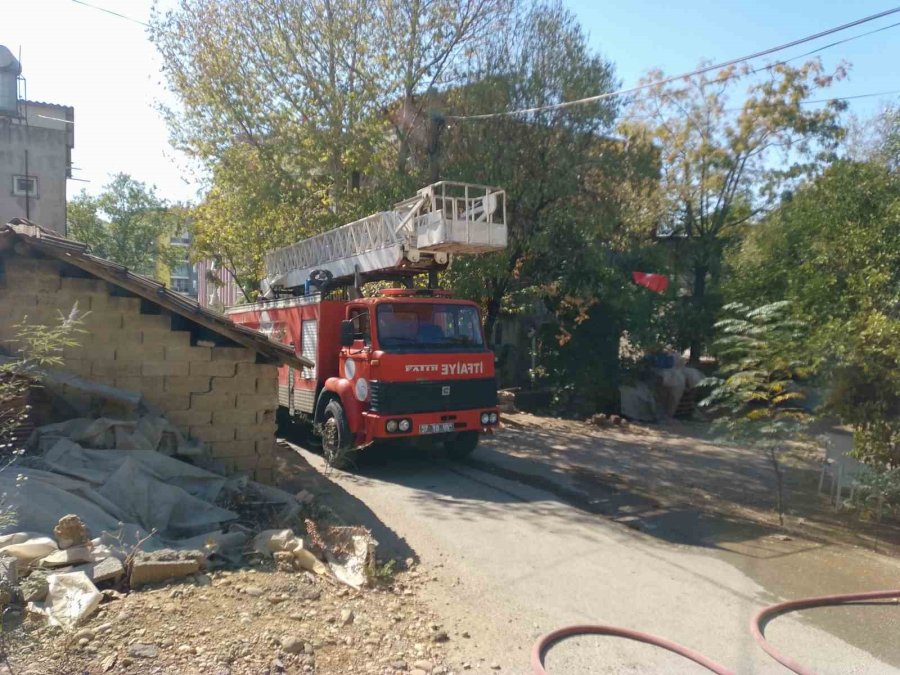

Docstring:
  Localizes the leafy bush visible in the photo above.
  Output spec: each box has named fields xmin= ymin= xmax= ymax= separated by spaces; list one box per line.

xmin=700 ymin=301 xmax=814 ymax=525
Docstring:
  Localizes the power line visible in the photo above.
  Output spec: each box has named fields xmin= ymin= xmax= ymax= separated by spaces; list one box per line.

xmin=800 ymin=89 xmax=900 ymax=105
xmin=747 ymin=19 xmax=900 ymax=75
xmin=70 ymin=0 xmax=149 ymax=27
xmin=449 ymin=6 xmax=900 ymax=121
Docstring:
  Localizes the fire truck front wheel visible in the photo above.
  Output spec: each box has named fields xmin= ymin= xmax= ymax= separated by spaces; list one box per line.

xmin=322 ymin=400 xmax=354 ymax=469
xmin=445 ymin=431 xmax=479 ymax=459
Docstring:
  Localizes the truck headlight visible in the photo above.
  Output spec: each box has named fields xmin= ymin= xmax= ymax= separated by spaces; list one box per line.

xmin=480 ymin=412 xmax=490 ymax=425
xmin=355 ymin=377 xmax=369 ymax=401
xmin=386 ymin=419 xmax=398 ymax=433
xmin=398 ymin=419 xmax=411 ymax=432
xmin=489 ymin=412 xmax=498 ymax=424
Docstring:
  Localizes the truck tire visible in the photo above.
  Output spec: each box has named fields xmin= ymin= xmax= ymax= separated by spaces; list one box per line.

xmin=322 ymin=399 xmax=353 ymax=469
xmin=445 ymin=431 xmax=479 ymax=459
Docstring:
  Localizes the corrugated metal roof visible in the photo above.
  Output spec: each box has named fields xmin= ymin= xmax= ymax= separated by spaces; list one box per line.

xmin=1 ymin=219 xmax=312 ymax=370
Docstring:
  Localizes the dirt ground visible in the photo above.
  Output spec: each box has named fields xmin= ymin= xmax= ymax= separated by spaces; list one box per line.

xmin=7 ymin=562 xmax=460 ymax=675
xmin=478 ymin=412 xmax=900 ymax=553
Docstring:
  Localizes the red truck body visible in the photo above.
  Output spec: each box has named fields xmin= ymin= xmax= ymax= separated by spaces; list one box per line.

xmin=226 ymin=289 xmax=499 ymax=454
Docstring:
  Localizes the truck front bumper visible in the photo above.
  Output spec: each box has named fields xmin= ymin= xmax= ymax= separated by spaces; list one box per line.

xmin=361 ymin=407 xmax=499 ymax=440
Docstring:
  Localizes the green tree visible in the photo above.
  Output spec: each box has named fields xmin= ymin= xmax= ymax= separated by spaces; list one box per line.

xmin=727 ymin=160 xmax=900 ymax=466
xmin=67 ymin=174 xmax=184 ymax=278
xmin=438 ymin=0 xmax=660 ymax=409
xmin=622 ymin=60 xmax=847 ymax=363
xmin=700 ymin=301 xmax=814 ymax=525
xmin=150 ymin=0 xmax=505 ymax=292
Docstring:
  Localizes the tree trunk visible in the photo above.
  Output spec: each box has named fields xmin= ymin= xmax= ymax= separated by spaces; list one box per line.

xmin=769 ymin=446 xmax=785 ymax=527
xmin=689 ymin=263 xmax=708 ymax=364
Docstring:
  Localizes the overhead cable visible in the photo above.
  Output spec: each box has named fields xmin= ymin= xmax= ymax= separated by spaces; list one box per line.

xmin=449 ymin=7 xmax=900 ymax=120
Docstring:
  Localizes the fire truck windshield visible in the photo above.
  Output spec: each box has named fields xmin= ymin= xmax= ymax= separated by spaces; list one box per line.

xmin=376 ymin=303 xmax=485 ymax=352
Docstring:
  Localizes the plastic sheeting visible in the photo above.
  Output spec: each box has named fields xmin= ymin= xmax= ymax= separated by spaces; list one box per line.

xmin=28 ymin=571 xmax=102 ymax=629
xmin=1 ymin=417 xmax=238 ymax=547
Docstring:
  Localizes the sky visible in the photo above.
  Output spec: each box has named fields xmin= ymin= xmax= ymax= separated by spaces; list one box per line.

xmin=2 ymin=0 xmax=898 ymax=205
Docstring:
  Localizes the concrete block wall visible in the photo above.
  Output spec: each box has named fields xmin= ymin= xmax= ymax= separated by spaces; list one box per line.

xmin=0 ymin=254 xmax=278 ymax=483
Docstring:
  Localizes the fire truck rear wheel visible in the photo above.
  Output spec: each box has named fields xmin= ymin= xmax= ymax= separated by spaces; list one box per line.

xmin=322 ymin=400 xmax=353 ymax=469
xmin=445 ymin=431 xmax=479 ymax=459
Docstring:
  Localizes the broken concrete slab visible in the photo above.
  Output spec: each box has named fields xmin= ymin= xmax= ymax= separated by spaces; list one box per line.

xmin=70 ymin=556 xmax=125 ymax=585
xmin=39 ymin=545 xmax=93 ymax=568
xmin=130 ymin=558 xmax=200 ymax=588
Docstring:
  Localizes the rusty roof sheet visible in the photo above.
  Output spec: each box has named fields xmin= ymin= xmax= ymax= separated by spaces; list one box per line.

xmin=2 ymin=219 xmax=312 ymax=370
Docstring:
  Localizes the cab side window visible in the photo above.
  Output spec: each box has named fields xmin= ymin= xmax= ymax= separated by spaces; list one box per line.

xmin=348 ymin=307 xmax=371 ymax=344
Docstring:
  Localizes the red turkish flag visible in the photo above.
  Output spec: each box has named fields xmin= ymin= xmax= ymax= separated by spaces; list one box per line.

xmin=632 ymin=272 xmax=669 ymax=293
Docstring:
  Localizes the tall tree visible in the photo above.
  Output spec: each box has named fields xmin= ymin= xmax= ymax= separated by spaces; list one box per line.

xmin=727 ymin=160 xmax=900 ymax=466
xmin=67 ymin=174 xmax=183 ymax=278
xmin=621 ymin=60 xmax=847 ymax=362
xmin=438 ymin=1 xmax=660 ymax=409
xmin=150 ymin=0 xmax=506 ymax=293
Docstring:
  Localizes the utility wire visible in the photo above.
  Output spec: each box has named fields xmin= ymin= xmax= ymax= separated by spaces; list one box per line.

xmin=747 ymin=19 xmax=900 ymax=75
xmin=449 ymin=6 xmax=900 ymax=120
xmin=70 ymin=0 xmax=149 ymax=27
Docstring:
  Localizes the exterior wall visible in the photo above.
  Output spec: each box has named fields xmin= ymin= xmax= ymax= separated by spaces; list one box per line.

xmin=196 ymin=259 xmax=242 ymax=310
xmin=0 ymin=102 xmax=73 ymax=235
xmin=0 ymin=253 xmax=277 ymax=483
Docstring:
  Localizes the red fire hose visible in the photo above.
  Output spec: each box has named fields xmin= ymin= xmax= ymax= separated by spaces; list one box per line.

xmin=531 ymin=589 xmax=900 ymax=675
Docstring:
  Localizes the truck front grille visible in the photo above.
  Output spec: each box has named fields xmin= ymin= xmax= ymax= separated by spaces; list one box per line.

xmin=369 ymin=378 xmax=497 ymax=415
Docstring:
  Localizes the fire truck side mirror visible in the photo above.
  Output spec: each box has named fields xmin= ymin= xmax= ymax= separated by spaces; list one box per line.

xmin=340 ymin=320 xmax=354 ymax=347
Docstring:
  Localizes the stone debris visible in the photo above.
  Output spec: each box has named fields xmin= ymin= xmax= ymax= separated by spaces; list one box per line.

xmin=130 ymin=556 xmax=201 ymax=589
xmin=53 ymin=514 xmax=90 ymax=550
xmin=38 ymin=544 xmax=93 ymax=568
xmin=128 ymin=643 xmax=160 ymax=659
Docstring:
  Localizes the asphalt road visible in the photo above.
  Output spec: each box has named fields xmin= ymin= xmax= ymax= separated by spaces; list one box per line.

xmin=290 ymin=444 xmax=900 ymax=675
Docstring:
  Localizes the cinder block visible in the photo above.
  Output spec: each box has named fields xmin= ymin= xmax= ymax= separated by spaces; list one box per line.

xmin=115 ymin=375 xmax=164 ymax=395
xmin=60 ymin=277 xmax=105 ymax=295
xmin=124 ymin=312 xmax=170 ymax=332
xmin=130 ymin=558 xmax=200 ymax=588
xmin=165 ymin=409 xmax=212 ymax=428
xmin=237 ymin=362 xmax=278 ymax=380
xmin=235 ymin=425 xmax=273 ymax=442
xmin=62 ymin=358 xmax=93 ymax=378
xmin=256 ymin=438 xmax=276 ymax=456
xmin=64 ymin=341 xmax=111 ymax=360
xmin=223 ymin=370 xmax=256 ymax=391
xmin=257 ymin=409 xmax=276 ymax=425
xmin=212 ymin=347 xmax=251 ymax=362
xmin=233 ymin=455 xmax=260 ymax=473
xmin=215 ymin=409 xmax=255 ymax=426
xmin=253 ymin=468 xmax=275 ymax=484
xmin=165 ymin=345 xmax=212 ymax=362
xmin=143 ymin=327 xmax=190 ymax=348
xmin=116 ymin=341 xmax=164 ymax=362
xmin=190 ymin=391 xmax=237 ymax=411
xmin=81 ymin=312 xmax=124 ymax=331
xmin=237 ymin=393 xmax=277 ymax=410
xmin=145 ymin=391 xmax=191 ymax=411
xmin=256 ymin=376 xmax=278 ymax=395
xmin=190 ymin=361 xmax=237 ymax=377
xmin=165 ymin=376 xmax=213 ymax=394
xmin=210 ymin=440 xmax=255 ymax=457
xmin=142 ymin=361 xmax=184 ymax=377
xmin=255 ymin=451 xmax=276 ymax=470
xmin=92 ymin=360 xmax=141 ymax=378
xmin=189 ymin=425 xmax=235 ymax=443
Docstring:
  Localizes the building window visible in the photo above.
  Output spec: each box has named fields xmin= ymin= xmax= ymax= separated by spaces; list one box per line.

xmin=12 ymin=176 xmax=38 ymax=198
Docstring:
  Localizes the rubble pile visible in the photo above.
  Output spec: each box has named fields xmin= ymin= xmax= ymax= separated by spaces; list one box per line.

xmin=0 ymin=410 xmax=378 ymax=634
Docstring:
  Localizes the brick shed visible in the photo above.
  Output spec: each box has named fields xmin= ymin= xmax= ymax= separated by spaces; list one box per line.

xmin=0 ymin=220 xmax=311 ymax=483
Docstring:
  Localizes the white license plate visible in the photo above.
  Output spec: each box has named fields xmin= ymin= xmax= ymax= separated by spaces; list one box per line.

xmin=419 ymin=422 xmax=455 ymax=434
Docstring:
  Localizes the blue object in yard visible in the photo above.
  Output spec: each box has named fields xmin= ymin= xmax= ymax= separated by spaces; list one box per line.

xmin=650 ymin=353 xmax=675 ymax=369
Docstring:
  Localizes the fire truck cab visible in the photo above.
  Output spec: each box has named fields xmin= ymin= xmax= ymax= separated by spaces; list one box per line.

xmin=226 ymin=182 xmax=507 ymax=466
xmin=227 ymin=288 xmax=498 ymax=464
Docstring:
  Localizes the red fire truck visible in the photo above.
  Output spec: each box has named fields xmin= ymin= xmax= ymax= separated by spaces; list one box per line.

xmin=226 ymin=183 xmax=507 ymax=466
